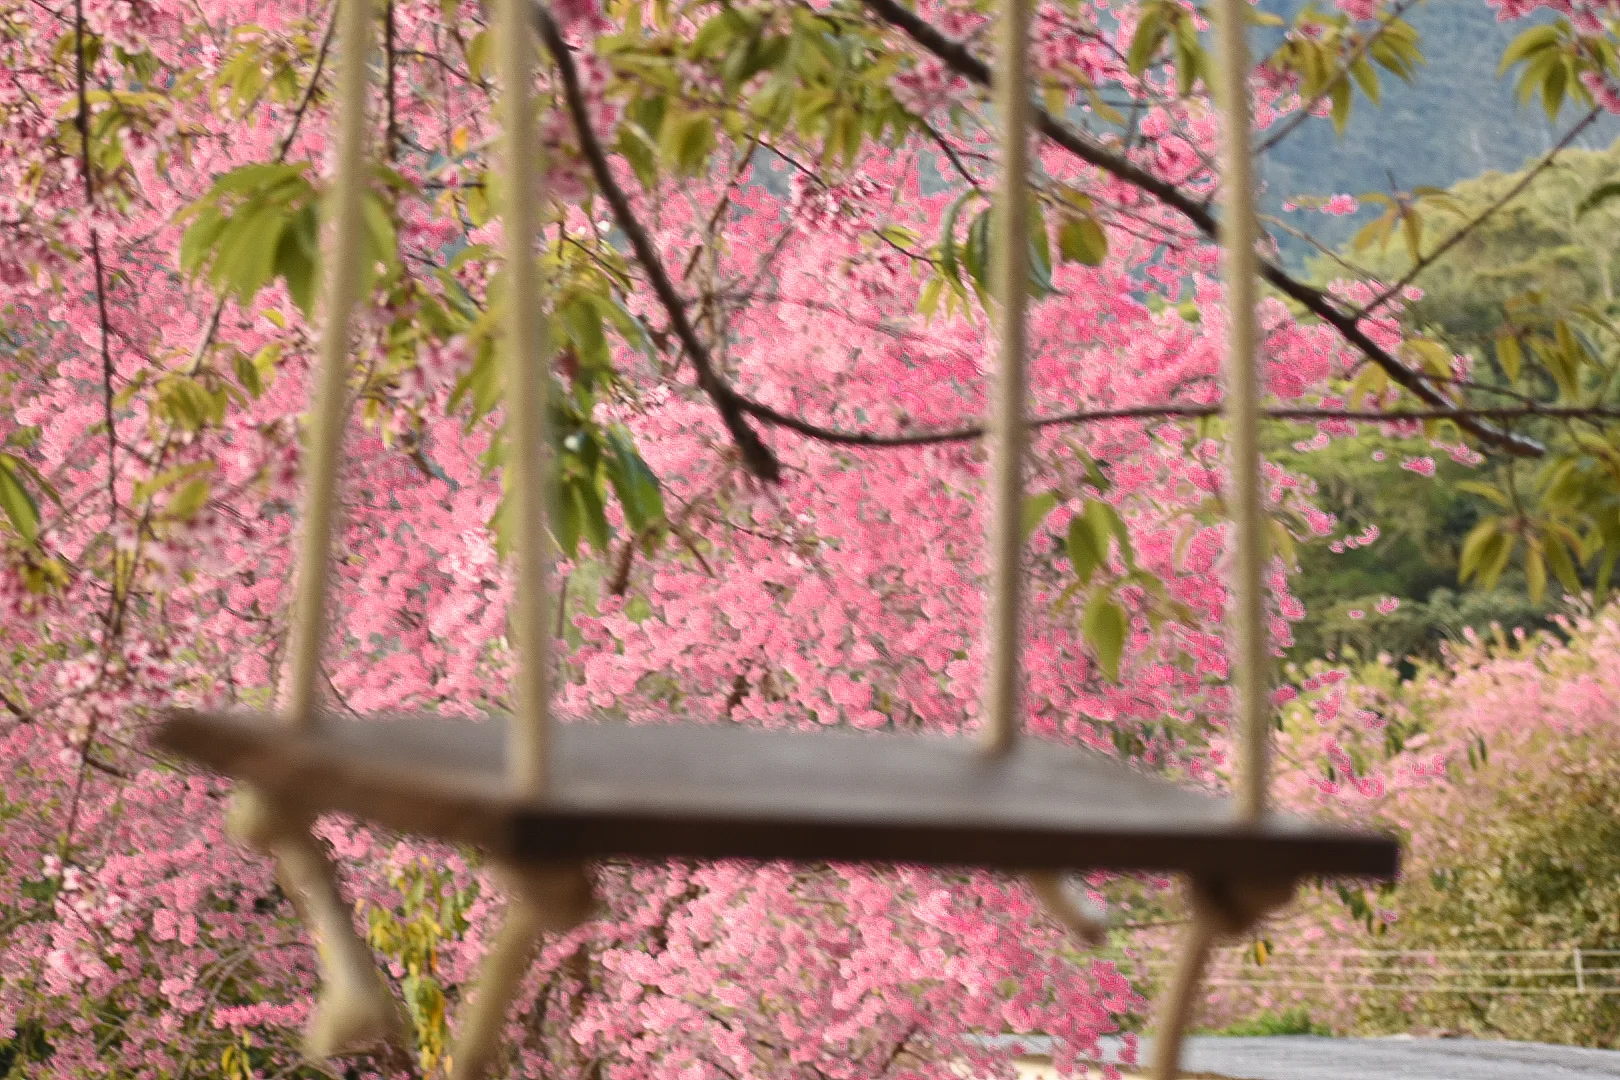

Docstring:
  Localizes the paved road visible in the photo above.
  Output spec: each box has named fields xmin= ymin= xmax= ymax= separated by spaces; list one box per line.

xmin=1163 ymin=1037 xmax=1620 ymax=1080
xmin=983 ymin=1036 xmax=1620 ymax=1080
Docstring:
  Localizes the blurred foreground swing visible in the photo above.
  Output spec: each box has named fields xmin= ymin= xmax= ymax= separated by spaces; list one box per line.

xmin=154 ymin=0 xmax=1400 ymax=1075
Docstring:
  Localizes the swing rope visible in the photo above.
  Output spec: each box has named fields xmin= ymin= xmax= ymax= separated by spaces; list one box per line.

xmin=440 ymin=0 xmax=594 ymax=1073
xmin=224 ymin=0 xmax=405 ymax=1058
xmin=1147 ymin=0 xmax=1294 ymax=1075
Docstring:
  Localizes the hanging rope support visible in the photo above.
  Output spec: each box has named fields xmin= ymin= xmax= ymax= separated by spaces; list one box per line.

xmin=980 ymin=0 xmax=1032 ymax=757
xmin=227 ymin=0 xmax=406 ymax=1060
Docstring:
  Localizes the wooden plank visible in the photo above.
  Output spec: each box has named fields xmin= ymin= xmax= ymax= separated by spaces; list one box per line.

xmin=154 ymin=710 xmax=1399 ymax=880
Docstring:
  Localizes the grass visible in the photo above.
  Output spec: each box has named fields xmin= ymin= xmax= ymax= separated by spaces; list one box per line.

xmin=1206 ymin=1009 xmax=1331 ymax=1037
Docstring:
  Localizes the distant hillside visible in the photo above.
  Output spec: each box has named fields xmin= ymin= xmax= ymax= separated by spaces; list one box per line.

xmin=1259 ymin=0 xmax=1620 ymax=263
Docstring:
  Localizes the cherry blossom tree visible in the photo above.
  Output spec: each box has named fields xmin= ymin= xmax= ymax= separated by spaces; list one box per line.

xmin=4 ymin=0 xmax=1620 ymax=1075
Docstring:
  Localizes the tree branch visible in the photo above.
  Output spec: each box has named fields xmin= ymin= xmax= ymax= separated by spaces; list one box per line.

xmin=728 ymin=398 xmax=1620 ymax=449
xmin=533 ymin=1 xmax=781 ymax=481
xmin=857 ymin=0 xmax=1544 ymax=458
xmin=74 ymin=0 xmax=118 ymax=529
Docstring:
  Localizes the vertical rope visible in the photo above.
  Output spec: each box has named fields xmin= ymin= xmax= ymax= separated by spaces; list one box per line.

xmin=980 ymin=0 xmax=1032 ymax=757
xmin=281 ymin=0 xmax=374 ymax=730
xmin=1153 ymin=5 xmax=1267 ymax=1076
xmin=1213 ymin=0 xmax=1268 ymax=823
xmin=1149 ymin=912 xmax=1216 ymax=1080
xmin=499 ymin=0 xmax=553 ymax=795
xmin=231 ymin=0 xmax=405 ymax=1062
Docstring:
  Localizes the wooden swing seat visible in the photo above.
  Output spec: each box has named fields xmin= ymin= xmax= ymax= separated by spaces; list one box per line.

xmin=157 ymin=709 xmax=1398 ymax=879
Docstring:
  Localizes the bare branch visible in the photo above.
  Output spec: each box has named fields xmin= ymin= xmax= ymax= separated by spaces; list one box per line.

xmin=534 ymin=1 xmax=781 ymax=481
xmin=730 ymin=397 xmax=1620 ymax=449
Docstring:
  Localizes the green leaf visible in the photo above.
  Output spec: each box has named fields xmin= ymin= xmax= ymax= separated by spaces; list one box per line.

xmin=1067 ymin=514 xmax=1103 ymax=585
xmin=1479 ymin=531 xmax=1516 ymax=590
xmin=1497 ymin=23 xmax=1561 ymax=77
xmin=1127 ymin=5 xmax=1168 ymax=76
xmin=1456 ymin=480 xmax=1511 ymax=508
xmin=272 ymin=204 xmax=318 ymax=316
xmin=1458 ymin=517 xmax=1500 ymax=583
xmin=0 ymin=455 xmax=40 ymax=542
xmin=1021 ymin=491 xmax=1060 ymax=543
xmin=1526 ymin=541 xmax=1548 ymax=603
xmin=167 ymin=477 xmax=212 ymax=521
xmin=604 ymin=428 xmax=665 ymax=534
xmin=1083 ymin=499 xmax=1133 ymax=568
xmin=660 ymin=111 xmax=716 ymax=176
xmin=1083 ymin=592 xmax=1128 ymax=682
xmin=618 ymin=123 xmax=660 ymax=191
xmin=1578 ymin=180 xmax=1620 ymax=218
xmin=964 ymin=207 xmax=992 ymax=295
xmin=1058 ymin=216 xmax=1108 ymax=266
xmin=1495 ymin=334 xmax=1523 ymax=382
xmin=937 ymin=189 xmax=977 ymax=287
xmin=1544 ymin=530 xmax=1582 ymax=594
xmin=1329 ymin=75 xmax=1352 ymax=134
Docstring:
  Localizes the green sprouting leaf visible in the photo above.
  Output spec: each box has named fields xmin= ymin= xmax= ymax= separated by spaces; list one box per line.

xmin=964 ymin=207 xmax=992 ymax=295
xmin=1067 ymin=514 xmax=1103 ymax=585
xmin=1526 ymin=540 xmax=1548 ymax=603
xmin=167 ymin=477 xmax=212 ymax=521
xmin=1083 ymin=591 xmax=1128 ymax=682
xmin=1058 ymin=216 xmax=1108 ymax=266
xmin=0 ymin=455 xmax=40 ymax=542
xmin=1578 ymin=180 xmax=1620 ymax=218
xmin=1544 ymin=529 xmax=1582 ymax=594
xmin=1021 ymin=491 xmax=1060 ymax=543
xmin=1498 ymin=22 xmax=1561 ymax=77
xmin=1495 ymin=333 xmax=1523 ymax=382
xmin=1456 ymin=480 xmax=1512 ymax=508
xmin=1458 ymin=517 xmax=1500 ymax=584
xmin=1127 ymin=4 xmax=1168 ymax=76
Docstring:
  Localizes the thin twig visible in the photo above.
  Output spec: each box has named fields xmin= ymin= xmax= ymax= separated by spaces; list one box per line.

xmin=276 ymin=4 xmax=337 ymax=162
xmin=384 ymin=0 xmax=399 ymax=162
xmin=73 ymin=0 xmax=117 ymax=529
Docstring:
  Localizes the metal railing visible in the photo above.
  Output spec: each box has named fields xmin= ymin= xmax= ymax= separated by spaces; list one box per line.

xmin=1133 ymin=946 xmax=1620 ymax=997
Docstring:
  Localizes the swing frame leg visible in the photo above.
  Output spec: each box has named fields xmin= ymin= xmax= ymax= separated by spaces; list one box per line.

xmin=446 ymin=862 xmax=594 ymax=1080
xmin=1150 ymin=876 xmax=1296 ymax=1080
xmin=227 ymin=787 xmax=406 ymax=1059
